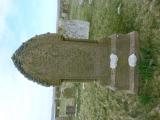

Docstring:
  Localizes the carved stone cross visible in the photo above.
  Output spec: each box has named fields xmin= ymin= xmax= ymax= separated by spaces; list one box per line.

xmin=12 ymin=31 xmax=139 ymax=93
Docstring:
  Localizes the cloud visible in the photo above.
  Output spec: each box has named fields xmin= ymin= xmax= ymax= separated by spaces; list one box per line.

xmin=0 ymin=0 xmax=14 ymax=42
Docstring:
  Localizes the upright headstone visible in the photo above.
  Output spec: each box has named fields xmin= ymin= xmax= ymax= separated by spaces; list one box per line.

xmin=57 ymin=0 xmax=69 ymax=20
xmin=58 ymin=19 xmax=90 ymax=39
xmin=12 ymin=32 xmax=139 ymax=93
xmin=66 ymin=105 xmax=76 ymax=115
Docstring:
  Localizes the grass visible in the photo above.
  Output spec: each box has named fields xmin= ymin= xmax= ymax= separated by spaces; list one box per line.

xmin=58 ymin=0 xmax=160 ymax=119
xmin=74 ymin=83 xmax=81 ymax=117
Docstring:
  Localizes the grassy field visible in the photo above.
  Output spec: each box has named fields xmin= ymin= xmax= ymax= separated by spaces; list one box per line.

xmin=58 ymin=0 xmax=160 ymax=120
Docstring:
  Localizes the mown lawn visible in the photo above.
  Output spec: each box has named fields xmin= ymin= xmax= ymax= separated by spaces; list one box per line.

xmin=61 ymin=0 xmax=160 ymax=119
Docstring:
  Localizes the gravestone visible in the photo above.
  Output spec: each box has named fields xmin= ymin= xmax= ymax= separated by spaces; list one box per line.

xmin=58 ymin=19 xmax=90 ymax=39
xmin=12 ymin=32 xmax=139 ymax=93
xmin=66 ymin=105 xmax=76 ymax=115
xmin=58 ymin=0 xmax=69 ymax=20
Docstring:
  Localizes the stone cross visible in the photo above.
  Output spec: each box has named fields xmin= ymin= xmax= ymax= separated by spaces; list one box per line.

xmin=12 ymin=31 xmax=139 ymax=93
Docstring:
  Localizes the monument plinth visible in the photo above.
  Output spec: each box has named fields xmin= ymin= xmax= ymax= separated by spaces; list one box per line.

xmin=12 ymin=32 xmax=139 ymax=93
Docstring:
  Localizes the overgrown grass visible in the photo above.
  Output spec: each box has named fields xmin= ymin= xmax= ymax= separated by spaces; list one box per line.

xmin=138 ymin=47 xmax=156 ymax=105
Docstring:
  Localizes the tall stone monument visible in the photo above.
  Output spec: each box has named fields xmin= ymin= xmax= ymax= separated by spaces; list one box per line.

xmin=12 ymin=31 xmax=139 ymax=93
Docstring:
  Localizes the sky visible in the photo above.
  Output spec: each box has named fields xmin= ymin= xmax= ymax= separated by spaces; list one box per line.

xmin=0 ymin=0 xmax=57 ymax=120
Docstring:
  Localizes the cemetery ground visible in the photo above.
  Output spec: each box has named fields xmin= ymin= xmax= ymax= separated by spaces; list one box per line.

xmin=57 ymin=0 xmax=160 ymax=120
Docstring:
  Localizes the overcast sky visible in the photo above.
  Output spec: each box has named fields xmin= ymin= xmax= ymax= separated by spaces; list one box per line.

xmin=0 ymin=0 xmax=57 ymax=120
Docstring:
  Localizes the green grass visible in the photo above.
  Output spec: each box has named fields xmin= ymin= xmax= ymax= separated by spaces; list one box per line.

xmin=139 ymin=95 xmax=153 ymax=105
xmin=74 ymin=83 xmax=81 ymax=117
xmin=58 ymin=0 xmax=160 ymax=119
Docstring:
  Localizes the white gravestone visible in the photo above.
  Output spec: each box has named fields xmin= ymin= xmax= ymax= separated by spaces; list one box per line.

xmin=58 ymin=19 xmax=90 ymax=39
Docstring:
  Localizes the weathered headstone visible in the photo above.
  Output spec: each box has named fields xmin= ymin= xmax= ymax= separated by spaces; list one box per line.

xmin=62 ymin=1 xmax=69 ymax=13
xmin=66 ymin=105 xmax=76 ymax=115
xmin=12 ymin=32 xmax=139 ymax=93
xmin=57 ymin=0 xmax=69 ymax=20
xmin=58 ymin=19 xmax=90 ymax=39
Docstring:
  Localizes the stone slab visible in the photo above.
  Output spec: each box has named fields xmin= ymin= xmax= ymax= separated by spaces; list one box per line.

xmin=58 ymin=19 xmax=90 ymax=39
